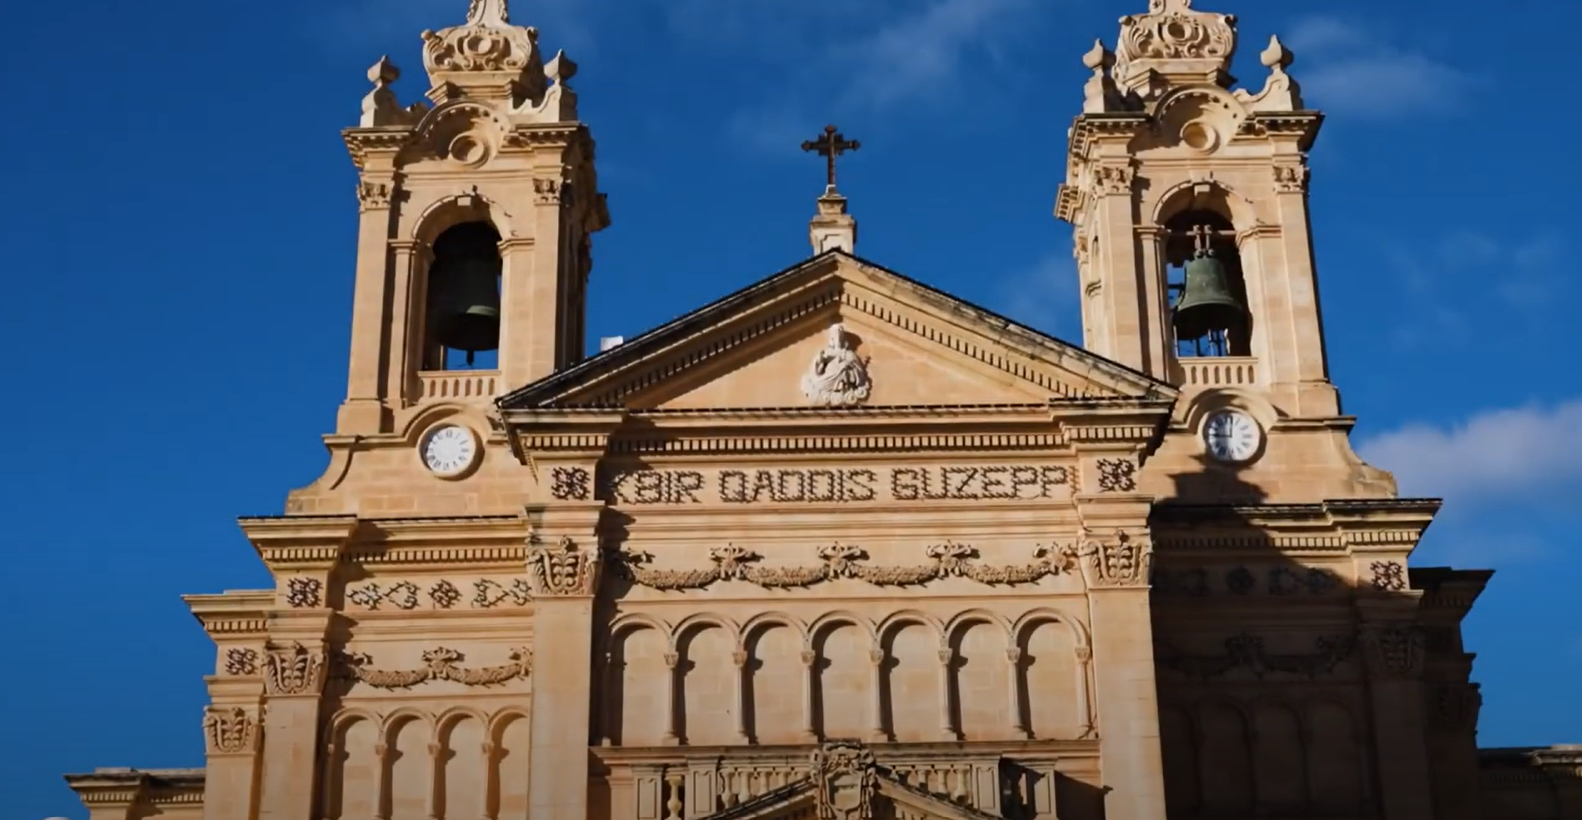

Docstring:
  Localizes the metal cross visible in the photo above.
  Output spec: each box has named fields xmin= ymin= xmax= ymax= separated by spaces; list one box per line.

xmin=801 ymin=125 xmax=860 ymax=189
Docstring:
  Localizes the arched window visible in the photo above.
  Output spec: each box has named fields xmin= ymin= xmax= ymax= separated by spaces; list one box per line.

xmin=1164 ymin=209 xmax=1251 ymax=357
xmin=423 ymin=221 xmax=502 ymax=370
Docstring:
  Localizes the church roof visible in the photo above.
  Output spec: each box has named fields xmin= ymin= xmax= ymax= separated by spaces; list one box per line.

xmin=497 ymin=249 xmax=1176 ymax=411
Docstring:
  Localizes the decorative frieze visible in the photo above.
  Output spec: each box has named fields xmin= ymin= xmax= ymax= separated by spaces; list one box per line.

xmin=337 ymin=646 xmax=532 ymax=690
xmin=344 ymin=577 xmax=531 ymax=611
xmin=1152 ymin=564 xmax=1340 ymax=597
xmin=528 ymin=536 xmax=599 ymax=596
xmin=1156 ymin=633 xmax=1356 ymax=680
xmin=263 ymin=643 xmax=327 ymax=696
xmin=596 ymin=464 xmax=1072 ymax=507
xmin=611 ymin=542 xmax=1078 ymax=592
xmin=203 ymin=707 xmax=259 ymax=755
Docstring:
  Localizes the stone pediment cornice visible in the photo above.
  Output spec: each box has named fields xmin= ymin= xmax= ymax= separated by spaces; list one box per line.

xmin=1150 ymin=499 xmax=1442 ymax=560
xmin=498 ymin=251 xmax=1174 ymax=414
xmin=185 ymin=590 xmax=273 ymax=637
xmin=238 ymin=515 xmax=358 ymax=571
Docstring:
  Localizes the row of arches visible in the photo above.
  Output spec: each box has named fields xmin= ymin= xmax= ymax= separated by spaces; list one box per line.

xmin=322 ymin=707 xmax=530 ymax=820
xmin=601 ymin=609 xmax=1094 ymax=747
xmin=1160 ymin=699 xmax=1370 ymax=817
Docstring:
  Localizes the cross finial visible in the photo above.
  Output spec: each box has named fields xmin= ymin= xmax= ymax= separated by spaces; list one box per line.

xmin=801 ymin=125 xmax=860 ymax=190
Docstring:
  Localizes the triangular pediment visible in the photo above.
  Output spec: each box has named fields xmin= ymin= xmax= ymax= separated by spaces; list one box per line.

xmin=500 ymin=251 xmax=1173 ymax=411
xmin=697 ymin=771 xmax=1003 ymax=820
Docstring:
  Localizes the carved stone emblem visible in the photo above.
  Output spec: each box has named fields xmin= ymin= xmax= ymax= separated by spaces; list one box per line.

xmin=263 ymin=643 xmax=327 ymax=696
xmin=1362 ymin=624 xmax=1427 ymax=679
xmin=337 ymin=646 xmax=532 ymax=690
xmin=812 ymin=741 xmax=879 ymax=820
xmin=527 ymin=536 xmax=600 ymax=596
xmin=203 ymin=707 xmax=259 ymax=754
xmin=1078 ymin=532 xmax=1153 ymax=588
xmin=801 ymin=323 xmax=872 ymax=407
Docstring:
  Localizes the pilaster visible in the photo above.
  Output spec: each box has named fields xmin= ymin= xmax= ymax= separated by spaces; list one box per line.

xmin=1357 ymin=596 xmax=1435 ymax=820
xmin=339 ymin=171 xmax=399 ymax=435
xmin=201 ymin=677 xmax=264 ymax=820
xmin=525 ymin=502 xmax=605 ymax=819
xmin=1075 ymin=494 xmax=1164 ymax=820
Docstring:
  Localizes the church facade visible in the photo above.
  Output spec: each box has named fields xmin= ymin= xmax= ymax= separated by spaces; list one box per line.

xmin=66 ymin=1 xmax=1581 ymax=819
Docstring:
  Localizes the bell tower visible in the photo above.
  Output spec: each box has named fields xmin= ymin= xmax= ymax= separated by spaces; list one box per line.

xmin=336 ymin=0 xmax=609 ymax=436
xmin=1057 ymin=0 xmax=1392 ymax=501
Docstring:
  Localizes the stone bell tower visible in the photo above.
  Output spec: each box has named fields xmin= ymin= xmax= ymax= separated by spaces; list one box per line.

xmin=336 ymin=0 xmax=609 ymax=438
xmin=1056 ymin=0 xmax=1393 ymax=502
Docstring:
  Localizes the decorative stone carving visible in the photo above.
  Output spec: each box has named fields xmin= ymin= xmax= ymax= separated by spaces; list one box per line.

xmin=429 ymin=580 xmax=462 ymax=609
xmin=1115 ymin=0 xmax=1237 ymax=89
xmin=811 ymin=741 xmax=879 ymax=820
xmin=203 ymin=707 xmax=259 ymax=755
xmin=1235 ymin=35 xmax=1304 ymax=112
xmin=472 ymin=577 xmax=532 ymax=608
xmin=1156 ymin=633 xmax=1355 ymax=679
xmin=1370 ymin=560 xmax=1408 ymax=592
xmin=550 ymin=466 xmax=591 ymax=500
xmin=1095 ymin=458 xmax=1138 ymax=492
xmin=263 ymin=643 xmax=327 ymax=696
xmin=533 ymin=177 xmax=563 ymax=204
xmin=421 ymin=0 xmax=545 ymax=92
xmin=1273 ymin=162 xmax=1309 ymax=193
xmin=348 ymin=580 xmax=421 ymax=610
xmin=611 ymin=542 xmax=1077 ymax=592
xmin=223 ymin=647 xmax=259 ymax=676
xmin=1078 ymin=532 xmax=1153 ymax=588
xmin=359 ymin=57 xmax=428 ymax=127
xmin=801 ymin=323 xmax=872 ymax=407
xmin=527 ymin=536 xmax=600 ymax=596
xmin=284 ymin=577 xmax=322 ymax=608
xmin=1092 ymin=165 xmax=1135 ymax=196
xmin=345 ymin=578 xmax=529 ymax=610
xmin=1361 ymin=624 xmax=1427 ymax=679
xmin=356 ymin=181 xmax=393 ymax=211
xmin=337 ymin=646 xmax=532 ymax=690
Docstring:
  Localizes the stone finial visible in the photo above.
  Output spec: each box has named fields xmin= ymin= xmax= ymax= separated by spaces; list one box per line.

xmin=360 ymin=56 xmax=411 ymax=127
xmin=1234 ymin=34 xmax=1304 ymax=111
xmin=1113 ymin=0 xmax=1237 ymax=94
xmin=1082 ymin=40 xmax=1122 ymax=114
xmin=467 ymin=0 xmax=509 ymax=27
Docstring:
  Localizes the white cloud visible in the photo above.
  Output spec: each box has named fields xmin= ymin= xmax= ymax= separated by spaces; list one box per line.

xmin=836 ymin=0 xmax=1031 ymax=109
xmin=1359 ymin=399 xmax=1582 ymax=503
xmin=1284 ymin=16 xmax=1477 ymax=118
xmin=1382 ymin=231 xmax=1562 ymax=351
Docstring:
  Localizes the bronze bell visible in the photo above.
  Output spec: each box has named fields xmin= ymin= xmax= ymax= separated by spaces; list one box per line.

xmin=428 ymin=225 xmax=502 ymax=364
xmin=1172 ymin=248 xmax=1245 ymax=341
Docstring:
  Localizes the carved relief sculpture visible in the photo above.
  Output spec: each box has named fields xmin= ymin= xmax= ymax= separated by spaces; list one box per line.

xmin=263 ymin=643 xmax=327 ymax=696
xmin=1079 ymin=532 xmax=1153 ymax=588
xmin=1362 ymin=624 xmax=1427 ymax=679
xmin=528 ymin=535 xmax=600 ymax=596
xmin=801 ymin=323 xmax=872 ymax=407
xmin=337 ymin=646 xmax=532 ymax=689
xmin=202 ymin=708 xmax=259 ymax=755
xmin=812 ymin=741 xmax=880 ymax=820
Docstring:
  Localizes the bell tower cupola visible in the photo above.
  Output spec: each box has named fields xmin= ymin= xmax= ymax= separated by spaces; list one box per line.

xmin=1057 ymin=0 xmax=1336 ymax=421
xmin=336 ymin=0 xmax=609 ymax=436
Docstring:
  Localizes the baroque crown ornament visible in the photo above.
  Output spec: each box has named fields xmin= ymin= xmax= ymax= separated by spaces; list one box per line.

xmin=422 ymin=0 xmax=546 ymax=101
xmin=1114 ymin=0 xmax=1238 ymax=91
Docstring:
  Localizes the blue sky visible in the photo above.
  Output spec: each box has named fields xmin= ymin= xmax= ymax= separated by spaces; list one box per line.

xmin=4 ymin=0 xmax=1579 ymax=815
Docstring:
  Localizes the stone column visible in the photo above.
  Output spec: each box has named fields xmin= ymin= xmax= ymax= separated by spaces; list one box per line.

xmin=662 ymin=650 xmax=681 ymax=746
xmin=937 ymin=647 xmax=957 ymax=741
xmin=1091 ymin=164 xmax=1149 ymax=373
xmin=1077 ymin=497 xmax=1166 ymax=820
xmin=1358 ymin=608 xmax=1436 ymax=820
xmin=801 ymin=648 xmax=819 ymax=742
xmin=384 ymin=239 xmax=431 ymax=408
xmin=526 ymin=525 xmax=603 ymax=819
xmin=868 ymin=648 xmax=888 ymax=742
xmin=1006 ymin=647 xmax=1029 ymax=739
xmin=733 ymin=649 xmax=751 ymax=744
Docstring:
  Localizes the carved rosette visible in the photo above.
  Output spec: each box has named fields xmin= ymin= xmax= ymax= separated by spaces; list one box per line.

xmin=263 ymin=643 xmax=327 ymax=696
xmin=812 ymin=741 xmax=879 ymax=820
xmin=528 ymin=536 xmax=600 ymax=596
xmin=1361 ymin=624 xmax=1427 ymax=679
xmin=1079 ymin=532 xmax=1153 ymax=588
xmin=203 ymin=707 xmax=260 ymax=755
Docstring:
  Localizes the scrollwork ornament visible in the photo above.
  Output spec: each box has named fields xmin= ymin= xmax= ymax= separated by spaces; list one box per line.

xmin=1273 ymin=163 xmax=1309 ymax=193
xmin=203 ymin=707 xmax=260 ymax=755
xmin=812 ymin=741 xmax=879 ymax=820
xmin=285 ymin=577 xmax=322 ymax=608
xmin=1370 ymin=560 xmax=1408 ymax=591
xmin=264 ymin=643 xmax=327 ymax=696
xmin=1092 ymin=165 xmax=1135 ymax=196
xmin=357 ymin=181 xmax=392 ymax=211
xmin=1118 ymin=0 xmax=1237 ymax=70
xmin=527 ymin=536 xmax=599 ymax=596
xmin=224 ymin=647 xmax=259 ymax=676
xmin=1095 ymin=458 xmax=1138 ymax=492
xmin=337 ymin=646 xmax=532 ymax=690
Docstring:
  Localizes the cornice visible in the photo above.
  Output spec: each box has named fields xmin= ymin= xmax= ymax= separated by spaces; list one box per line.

xmin=238 ymin=515 xmax=359 ymax=571
xmin=185 ymin=591 xmax=273 ymax=636
xmin=1067 ymin=113 xmax=1149 ymax=160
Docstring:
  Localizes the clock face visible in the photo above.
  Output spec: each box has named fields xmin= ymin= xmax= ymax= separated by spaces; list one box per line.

xmin=420 ymin=424 xmax=478 ymax=477
xmin=1203 ymin=410 xmax=1261 ymax=463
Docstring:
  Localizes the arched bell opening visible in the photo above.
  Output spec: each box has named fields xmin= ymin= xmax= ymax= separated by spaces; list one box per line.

xmin=1163 ymin=209 xmax=1251 ymax=358
xmin=423 ymin=221 xmax=503 ymax=370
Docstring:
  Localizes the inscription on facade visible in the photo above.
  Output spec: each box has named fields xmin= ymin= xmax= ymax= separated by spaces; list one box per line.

xmin=587 ymin=465 xmax=1071 ymax=506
